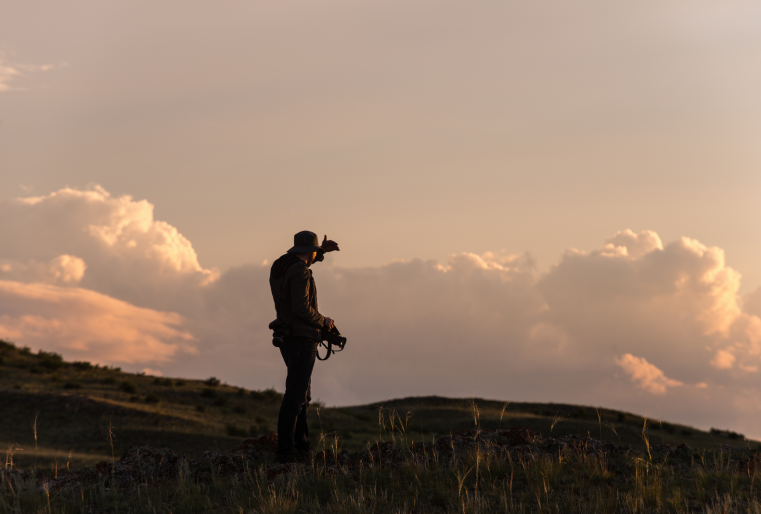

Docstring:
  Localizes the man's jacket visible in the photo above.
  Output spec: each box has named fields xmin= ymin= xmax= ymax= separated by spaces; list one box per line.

xmin=270 ymin=253 xmax=325 ymax=341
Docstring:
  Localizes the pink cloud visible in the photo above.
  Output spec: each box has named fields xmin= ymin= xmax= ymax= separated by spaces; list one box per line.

xmin=711 ymin=349 xmax=736 ymax=370
xmin=4 ymin=186 xmax=761 ymax=437
xmin=615 ymin=353 xmax=684 ymax=394
xmin=0 ymin=280 xmax=195 ymax=364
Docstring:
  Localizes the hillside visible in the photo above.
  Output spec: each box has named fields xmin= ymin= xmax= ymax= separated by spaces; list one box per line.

xmin=0 ymin=339 xmax=753 ymax=469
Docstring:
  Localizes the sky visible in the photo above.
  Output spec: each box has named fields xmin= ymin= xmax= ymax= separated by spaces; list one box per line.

xmin=1 ymin=1 xmax=761 ymax=437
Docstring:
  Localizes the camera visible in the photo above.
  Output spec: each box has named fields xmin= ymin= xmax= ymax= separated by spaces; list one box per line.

xmin=268 ymin=319 xmax=348 ymax=357
xmin=321 ymin=325 xmax=347 ymax=350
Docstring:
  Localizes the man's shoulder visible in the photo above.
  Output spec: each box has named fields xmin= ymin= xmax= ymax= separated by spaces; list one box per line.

xmin=284 ymin=258 xmax=308 ymax=277
xmin=271 ymin=253 xmax=304 ymax=281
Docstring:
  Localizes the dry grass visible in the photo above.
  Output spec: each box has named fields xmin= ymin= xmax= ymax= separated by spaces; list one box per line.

xmin=3 ymin=436 xmax=761 ymax=513
xmin=3 ymin=340 xmax=761 ymax=512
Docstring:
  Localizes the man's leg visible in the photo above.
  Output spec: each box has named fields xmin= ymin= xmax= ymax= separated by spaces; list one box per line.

xmin=293 ymin=377 xmax=311 ymax=450
xmin=276 ymin=337 xmax=317 ymax=456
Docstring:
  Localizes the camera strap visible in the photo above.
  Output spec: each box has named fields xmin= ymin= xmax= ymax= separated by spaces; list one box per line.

xmin=316 ymin=340 xmax=333 ymax=361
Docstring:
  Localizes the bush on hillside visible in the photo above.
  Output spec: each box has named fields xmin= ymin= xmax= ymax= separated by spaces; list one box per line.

xmin=37 ymin=350 xmax=65 ymax=370
xmin=250 ymin=388 xmax=283 ymax=402
xmin=204 ymin=377 xmax=221 ymax=387
xmin=710 ymin=428 xmax=744 ymax=440
xmin=120 ymin=381 xmax=137 ymax=394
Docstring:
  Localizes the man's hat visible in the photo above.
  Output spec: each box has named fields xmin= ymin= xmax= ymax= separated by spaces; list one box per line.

xmin=287 ymin=231 xmax=324 ymax=254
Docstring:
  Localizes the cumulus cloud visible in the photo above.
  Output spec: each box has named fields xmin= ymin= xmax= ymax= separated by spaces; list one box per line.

xmin=615 ymin=353 xmax=683 ymax=394
xmin=0 ymin=185 xmax=218 ymax=310
xmin=0 ymin=255 xmax=86 ymax=285
xmin=3 ymin=187 xmax=761 ymax=437
xmin=711 ymin=349 xmax=736 ymax=369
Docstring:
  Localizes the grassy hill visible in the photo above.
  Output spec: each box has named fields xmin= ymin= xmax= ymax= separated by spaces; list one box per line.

xmin=0 ymin=339 xmax=753 ymax=469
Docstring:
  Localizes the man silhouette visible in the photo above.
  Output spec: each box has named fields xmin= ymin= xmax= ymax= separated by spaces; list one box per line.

xmin=269 ymin=231 xmax=340 ymax=461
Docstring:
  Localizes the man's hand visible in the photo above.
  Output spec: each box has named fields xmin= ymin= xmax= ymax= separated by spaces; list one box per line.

xmin=323 ymin=317 xmax=335 ymax=330
xmin=321 ymin=235 xmax=340 ymax=253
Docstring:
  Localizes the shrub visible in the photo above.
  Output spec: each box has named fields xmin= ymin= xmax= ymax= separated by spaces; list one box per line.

xmin=72 ymin=361 xmax=92 ymax=371
xmin=250 ymin=388 xmax=283 ymax=402
xmin=63 ymin=382 xmax=82 ymax=390
xmin=120 ymin=381 xmax=137 ymax=394
xmin=681 ymin=429 xmax=693 ymax=436
xmin=255 ymin=415 xmax=267 ymax=425
xmin=233 ymin=405 xmax=248 ymax=415
xmin=214 ymin=397 xmax=229 ymax=407
xmin=0 ymin=356 xmax=4 ymax=365
xmin=128 ymin=395 xmax=139 ymax=402
xmin=0 ymin=340 xmax=15 ymax=352
xmin=237 ymin=388 xmax=245 ymax=396
xmin=103 ymin=377 xmax=117 ymax=385
xmin=195 ymin=405 xmax=206 ymax=412
xmin=175 ymin=379 xmax=186 ymax=386
xmin=145 ymin=394 xmax=160 ymax=404
xmin=201 ymin=388 xmax=218 ymax=399
xmin=225 ymin=424 xmax=248 ymax=437
xmin=37 ymin=351 xmax=64 ymax=370
xmin=153 ymin=378 xmax=173 ymax=387
xmin=710 ymin=428 xmax=744 ymax=440
xmin=204 ymin=377 xmax=221 ymax=387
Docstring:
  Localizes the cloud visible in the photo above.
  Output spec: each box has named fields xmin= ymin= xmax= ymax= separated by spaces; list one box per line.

xmin=711 ymin=349 xmax=736 ymax=369
xmin=615 ymin=353 xmax=684 ymax=394
xmin=0 ymin=255 xmax=86 ymax=285
xmin=0 ymin=185 xmax=218 ymax=310
xmin=0 ymin=280 xmax=194 ymax=364
xmin=0 ymin=52 xmax=65 ymax=92
xmin=3 ymin=187 xmax=761 ymax=437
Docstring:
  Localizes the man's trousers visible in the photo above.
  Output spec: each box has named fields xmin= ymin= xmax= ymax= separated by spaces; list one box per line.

xmin=276 ymin=336 xmax=318 ymax=455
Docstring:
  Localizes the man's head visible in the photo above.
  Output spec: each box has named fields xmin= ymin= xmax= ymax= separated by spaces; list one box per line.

xmin=287 ymin=231 xmax=324 ymax=266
